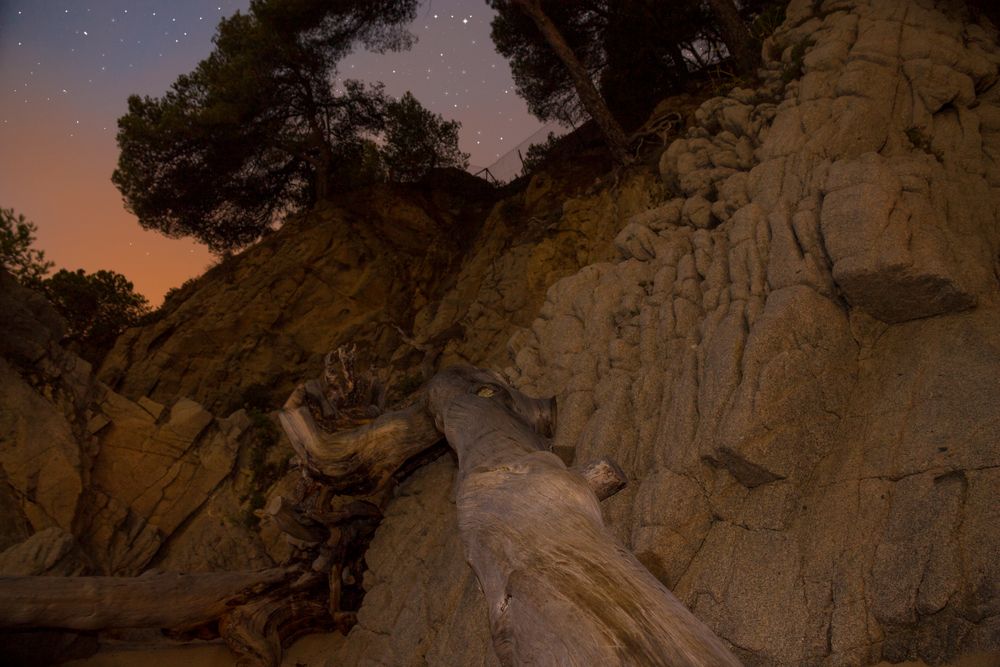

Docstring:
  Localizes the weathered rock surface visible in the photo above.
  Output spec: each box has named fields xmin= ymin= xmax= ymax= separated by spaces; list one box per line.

xmin=97 ymin=164 xmax=660 ymax=418
xmin=7 ymin=1 xmax=1000 ymax=665
xmin=0 ymin=528 xmax=91 ymax=577
xmin=99 ymin=178 xmax=499 ymax=415
xmin=331 ymin=457 xmax=500 ymax=667
xmin=0 ymin=357 xmax=86 ymax=533
xmin=0 ymin=270 xmax=260 ymax=578
xmin=76 ymin=392 xmax=251 ymax=575
xmin=416 ymin=167 xmax=664 ymax=371
xmin=500 ymin=1 xmax=1000 ymax=664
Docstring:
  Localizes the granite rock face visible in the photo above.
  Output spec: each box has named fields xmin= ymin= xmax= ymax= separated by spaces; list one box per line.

xmin=0 ymin=528 xmax=91 ymax=577
xmin=0 ymin=270 xmax=259 ymax=578
xmin=500 ymin=1 xmax=1000 ymax=664
xmin=96 ymin=167 xmax=656 ymax=417
xmin=416 ymin=167 xmax=664 ymax=372
xmin=329 ymin=458 xmax=500 ymax=667
xmin=247 ymin=2 xmax=1000 ymax=664
xmin=98 ymin=179 xmax=499 ymax=415
xmin=5 ymin=1 xmax=1000 ymax=665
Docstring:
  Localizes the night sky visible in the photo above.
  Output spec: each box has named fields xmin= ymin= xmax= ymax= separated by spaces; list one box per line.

xmin=0 ymin=1 xmax=545 ymax=304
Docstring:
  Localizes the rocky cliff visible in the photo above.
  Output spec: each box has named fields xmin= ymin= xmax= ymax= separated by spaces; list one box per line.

xmin=331 ymin=1 xmax=1000 ymax=665
xmin=2 ymin=0 xmax=999 ymax=665
xmin=519 ymin=1 xmax=1000 ymax=663
xmin=0 ymin=268 xmax=264 ymax=577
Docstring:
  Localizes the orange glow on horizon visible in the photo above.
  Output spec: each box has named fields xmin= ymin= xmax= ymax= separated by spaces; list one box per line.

xmin=0 ymin=104 xmax=212 ymax=306
xmin=0 ymin=0 xmax=540 ymax=307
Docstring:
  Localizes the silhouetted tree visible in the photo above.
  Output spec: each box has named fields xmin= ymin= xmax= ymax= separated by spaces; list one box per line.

xmin=503 ymin=0 xmax=631 ymax=164
xmin=519 ymin=131 xmax=560 ymax=176
xmin=113 ymin=0 xmax=419 ymax=253
xmin=600 ymin=0 xmax=710 ymax=129
xmin=381 ymin=92 xmax=469 ymax=182
xmin=489 ymin=1 xmax=606 ymax=127
xmin=706 ymin=0 xmax=760 ymax=76
xmin=490 ymin=1 xmax=772 ymax=133
xmin=42 ymin=269 xmax=149 ymax=364
xmin=0 ymin=208 xmax=52 ymax=286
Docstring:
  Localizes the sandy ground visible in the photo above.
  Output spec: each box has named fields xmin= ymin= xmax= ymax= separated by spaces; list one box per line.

xmin=63 ymin=632 xmax=344 ymax=667
xmin=874 ymin=655 xmax=1000 ymax=667
xmin=63 ymin=634 xmax=1000 ymax=667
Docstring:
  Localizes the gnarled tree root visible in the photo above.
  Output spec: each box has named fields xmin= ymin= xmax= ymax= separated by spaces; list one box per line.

xmin=0 ymin=360 xmax=739 ymax=666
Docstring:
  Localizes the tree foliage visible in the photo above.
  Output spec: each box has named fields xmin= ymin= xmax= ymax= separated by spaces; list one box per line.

xmin=506 ymin=0 xmax=631 ymax=163
xmin=519 ymin=131 xmax=560 ymax=176
xmin=0 ymin=208 xmax=53 ymax=286
xmin=490 ymin=0 xmax=774 ymax=131
xmin=489 ymin=1 xmax=605 ymax=127
xmin=382 ymin=92 xmax=469 ymax=182
xmin=113 ymin=0 xmax=420 ymax=253
xmin=42 ymin=269 xmax=150 ymax=364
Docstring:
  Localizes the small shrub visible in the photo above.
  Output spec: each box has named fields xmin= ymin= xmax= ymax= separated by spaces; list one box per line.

xmin=0 ymin=208 xmax=52 ymax=286
xmin=709 ymin=65 xmax=756 ymax=98
xmin=519 ymin=132 xmax=560 ymax=177
xmin=241 ymin=383 xmax=276 ymax=413
xmin=238 ymin=409 xmax=287 ymax=531
xmin=241 ymin=491 xmax=267 ymax=530
xmin=749 ymin=1 xmax=787 ymax=42
xmin=42 ymin=268 xmax=150 ymax=364
xmin=498 ymin=196 xmax=526 ymax=223
xmin=781 ymin=37 xmax=815 ymax=84
xmin=247 ymin=410 xmax=281 ymax=471
xmin=394 ymin=372 xmax=424 ymax=396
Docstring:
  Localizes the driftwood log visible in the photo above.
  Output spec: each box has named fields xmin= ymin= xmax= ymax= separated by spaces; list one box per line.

xmin=0 ymin=568 xmax=293 ymax=631
xmin=0 ymin=350 xmax=740 ymax=666
xmin=426 ymin=366 xmax=739 ymax=666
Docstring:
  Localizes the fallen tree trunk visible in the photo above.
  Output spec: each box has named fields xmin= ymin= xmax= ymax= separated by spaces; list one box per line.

xmin=0 ymin=358 xmax=739 ymax=666
xmin=427 ymin=366 xmax=740 ymax=666
xmin=0 ymin=568 xmax=293 ymax=631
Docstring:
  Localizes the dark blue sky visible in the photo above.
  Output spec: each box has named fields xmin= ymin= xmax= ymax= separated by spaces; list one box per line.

xmin=0 ymin=1 xmax=544 ymax=303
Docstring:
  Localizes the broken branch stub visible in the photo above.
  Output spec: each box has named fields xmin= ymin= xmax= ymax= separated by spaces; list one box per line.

xmin=572 ymin=457 xmax=627 ymax=501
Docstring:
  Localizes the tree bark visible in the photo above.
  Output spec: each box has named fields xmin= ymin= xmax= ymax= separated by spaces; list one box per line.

xmin=219 ymin=593 xmax=333 ymax=667
xmin=705 ymin=0 xmax=759 ymax=77
xmin=0 ymin=361 xmax=740 ymax=666
xmin=0 ymin=568 xmax=292 ymax=631
xmin=511 ymin=0 xmax=632 ymax=164
xmin=426 ymin=366 xmax=740 ymax=666
xmin=278 ymin=387 xmax=440 ymax=493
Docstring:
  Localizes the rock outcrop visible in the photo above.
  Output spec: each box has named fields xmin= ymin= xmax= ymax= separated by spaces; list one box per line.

xmin=5 ymin=1 xmax=1000 ymax=665
xmin=331 ymin=458 xmax=500 ymax=667
xmin=321 ymin=1 xmax=1000 ymax=666
xmin=503 ymin=1 xmax=1000 ymax=664
xmin=98 ymin=177 xmax=499 ymax=415
xmin=0 ymin=270 xmax=260 ymax=578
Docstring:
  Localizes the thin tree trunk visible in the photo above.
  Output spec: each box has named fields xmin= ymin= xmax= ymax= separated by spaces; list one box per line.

xmin=705 ymin=0 xmax=759 ymax=77
xmin=511 ymin=0 xmax=632 ymax=164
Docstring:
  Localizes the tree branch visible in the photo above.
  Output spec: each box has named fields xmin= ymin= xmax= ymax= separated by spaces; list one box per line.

xmin=279 ymin=387 xmax=440 ymax=493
